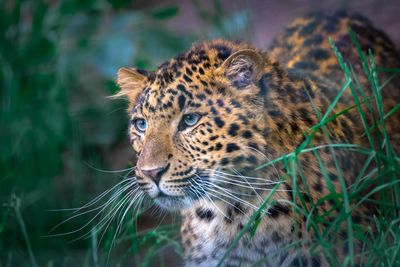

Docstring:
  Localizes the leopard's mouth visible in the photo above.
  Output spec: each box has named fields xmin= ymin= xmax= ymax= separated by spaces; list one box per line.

xmin=142 ymin=171 xmax=211 ymax=210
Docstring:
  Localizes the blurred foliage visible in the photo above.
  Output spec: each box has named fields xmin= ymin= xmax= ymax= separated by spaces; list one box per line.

xmin=0 ymin=0 xmax=251 ymax=265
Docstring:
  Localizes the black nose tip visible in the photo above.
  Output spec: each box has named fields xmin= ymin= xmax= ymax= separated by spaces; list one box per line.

xmin=140 ymin=164 xmax=170 ymax=184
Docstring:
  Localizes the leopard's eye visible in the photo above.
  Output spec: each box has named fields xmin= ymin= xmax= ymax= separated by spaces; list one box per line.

xmin=179 ymin=113 xmax=201 ymax=131
xmin=133 ymin=118 xmax=147 ymax=133
xmin=183 ymin=113 xmax=200 ymax=126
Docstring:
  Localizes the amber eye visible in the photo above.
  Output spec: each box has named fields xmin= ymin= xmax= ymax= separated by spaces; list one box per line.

xmin=179 ymin=113 xmax=201 ymax=131
xmin=133 ymin=118 xmax=147 ymax=133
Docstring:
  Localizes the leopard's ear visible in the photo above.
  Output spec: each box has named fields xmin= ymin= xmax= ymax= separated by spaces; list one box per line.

xmin=215 ymin=49 xmax=265 ymax=90
xmin=112 ymin=67 xmax=148 ymax=103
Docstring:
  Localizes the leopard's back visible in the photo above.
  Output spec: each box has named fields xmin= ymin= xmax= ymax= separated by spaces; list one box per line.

xmin=269 ymin=11 xmax=400 ymax=83
xmin=269 ymin=10 xmax=400 ymax=154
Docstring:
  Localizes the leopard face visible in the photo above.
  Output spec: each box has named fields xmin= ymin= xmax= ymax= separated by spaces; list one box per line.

xmin=117 ymin=41 xmax=270 ymax=210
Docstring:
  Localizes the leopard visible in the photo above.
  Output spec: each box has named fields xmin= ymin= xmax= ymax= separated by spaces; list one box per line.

xmin=115 ymin=11 xmax=400 ymax=267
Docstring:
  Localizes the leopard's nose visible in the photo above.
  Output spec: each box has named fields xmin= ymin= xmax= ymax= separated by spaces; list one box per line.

xmin=140 ymin=164 xmax=170 ymax=184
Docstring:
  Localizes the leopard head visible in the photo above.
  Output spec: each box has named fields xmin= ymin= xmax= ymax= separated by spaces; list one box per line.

xmin=116 ymin=40 xmax=272 ymax=210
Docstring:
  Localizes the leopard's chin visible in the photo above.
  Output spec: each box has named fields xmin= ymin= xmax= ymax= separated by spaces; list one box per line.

xmin=154 ymin=196 xmax=192 ymax=211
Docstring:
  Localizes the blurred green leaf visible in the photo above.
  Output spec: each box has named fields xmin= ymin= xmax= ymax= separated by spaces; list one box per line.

xmin=151 ymin=6 xmax=179 ymax=20
xmin=0 ymin=204 xmax=11 ymax=235
xmin=107 ymin=0 xmax=131 ymax=9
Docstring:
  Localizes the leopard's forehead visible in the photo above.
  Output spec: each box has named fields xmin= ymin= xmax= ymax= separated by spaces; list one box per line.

xmin=150 ymin=39 xmax=254 ymax=88
xmin=131 ymin=82 xmax=216 ymax=126
xmin=132 ymin=40 xmax=255 ymax=117
xmin=131 ymin=83 xmax=202 ymax=120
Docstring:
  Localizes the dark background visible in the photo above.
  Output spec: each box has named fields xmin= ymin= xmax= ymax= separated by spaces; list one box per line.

xmin=1 ymin=0 xmax=399 ymax=266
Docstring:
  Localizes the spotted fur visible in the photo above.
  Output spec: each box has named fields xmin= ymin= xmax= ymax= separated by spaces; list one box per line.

xmin=116 ymin=11 xmax=400 ymax=266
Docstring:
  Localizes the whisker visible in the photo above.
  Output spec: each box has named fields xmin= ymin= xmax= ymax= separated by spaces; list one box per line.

xmin=100 ymin=189 xmax=144 ymax=237
xmin=204 ymin=181 xmax=260 ymax=211
xmin=205 ymin=169 xmax=277 ymax=182
xmin=212 ymin=176 xmax=293 ymax=193
xmin=231 ymin=168 xmax=264 ymax=202
xmin=245 ymin=146 xmax=268 ymax=159
xmin=70 ymin=189 xmax=137 ymax=243
xmin=201 ymin=190 xmax=241 ymax=217
xmin=67 ymin=190 xmax=135 ymax=243
xmin=211 ymin=175 xmax=282 ymax=191
xmin=48 ymin=184 xmax=137 ymax=237
xmin=212 ymin=173 xmax=279 ymax=186
xmin=106 ymin=192 xmax=139 ymax=265
xmin=243 ymin=146 xmax=281 ymax=179
xmin=71 ymin=178 xmax=137 ymax=213
xmin=84 ymin=162 xmax=135 ymax=174
xmin=98 ymin=191 xmax=145 ymax=247
xmin=187 ymin=180 xmax=204 ymax=200
xmin=47 ymin=178 xmax=136 ymax=213
xmin=191 ymin=177 xmax=229 ymax=219
xmin=203 ymin=188 xmax=250 ymax=217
